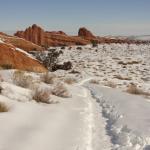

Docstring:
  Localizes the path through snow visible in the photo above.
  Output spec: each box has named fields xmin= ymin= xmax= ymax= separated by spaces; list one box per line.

xmin=0 ymin=78 xmax=112 ymax=150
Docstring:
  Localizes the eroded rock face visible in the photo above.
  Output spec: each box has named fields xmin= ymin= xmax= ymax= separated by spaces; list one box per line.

xmin=0 ymin=42 xmax=47 ymax=72
xmin=15 ymin=24 xmax=45 ymax=46
xmin=14 ymin=24 xmax=90 ymax=47
xmin=14 ymin=24 xmax=148 ymax=46
xmin=78 ymin=27 xmax=96 ymax=39
xmin=0 ymin=32 xmax=44 ymax=51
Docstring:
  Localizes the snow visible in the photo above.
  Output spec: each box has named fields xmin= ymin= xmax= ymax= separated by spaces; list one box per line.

xmin=15 ymin=48 xmax=38 ymax=61
xmin=87 ymin=84 xmax=150 ymax=149
xmin=0 ymin=43 xmax=150 ymax=149
xmin=0 ymin=74 xmax=112 ymax=150
xmin=0 ymin=38 xmax=4 ymax=43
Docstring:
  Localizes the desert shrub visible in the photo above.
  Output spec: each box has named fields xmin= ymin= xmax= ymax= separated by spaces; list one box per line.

xmin=0 ymin=102 xmax=9 ymax=112
xmin=76 ymin=47 xmax=82 ymax=50
xmin=114 ymin=75 xmax=131 ymax=80
xmin=0 ymin=75 xmax=3 ymax=82
xmin=104 ymin=81 xmax=117 ymax=88
xmin=41 ymin=73 xmax=56 ymax=84
xmin=118 ymin=60 xmax=141 ymax=65
xmin=69 ymin=70 xmax=80 ymax=74
xmin=35 ymin=49 xmax=63 ymax=71
xmin=13 ymin=70 xmax=33 ymax=88
xmin=90 ymin=79 xmax=99 ymax=84
xmin=61 ymin=46 xmax=65 ymax=50
xmin=52 ymin=61 xmax=72 ymax=71
xmin=91 ymin=40 xmax=98 ymax=47
xmin=0 ymin=85 xmax=3 ymax=94
xmin=126 ymin=84 xmax=150 ymax=96
xmin=1 ymin=64 xmax=13 ymax=69
xmin=64 ymin=77 xmax=77 ymax=84
xmin=52 ymin=83 xmax=71 ymax=98
xmin=32 ymin=87 xmax=51 ymax=104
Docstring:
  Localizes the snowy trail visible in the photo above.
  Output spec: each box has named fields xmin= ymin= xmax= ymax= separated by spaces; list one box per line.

xmin=0 ymin=78 xmax=112 ymax=150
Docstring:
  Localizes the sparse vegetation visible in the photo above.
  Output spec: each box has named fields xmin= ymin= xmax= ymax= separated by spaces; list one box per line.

xmin=13 ymin=70 xmax=33 ymax=88
xmin=126 ymin=84 xmax=150 ymax=97
xmin=0 ymin=75 xmax=3 ymax=82
xmin=104 ymin=81 xmax=117 ymax=88
xmin=118 ymin=60 xmax=141 ymax=65
xmin=64 ymin=78 xmax=77 ymax=84
xmin=41 ymin=73 xmax=56 ymax=84
xmin=1 ymin=64 xmax=13 ymax=69
xmin=76 ymin=47 xmax=82 ymax=50
xmin=69 ymin=70 xmax=80 ymax=74
xmin=114 ymin=75 xmax=131 ymax=80
xmin=0 ymin=102 xmax=9 ymax=112
xmin=90 ymin=79 xmax=99 ymax=84
xmin=91 ymin=40 xmax=98 ymax=47
xmin=35 ymin=49 xmax=63 ymax=71
xmin=32 ymin=87 xmax=51 ymax=104
xmin=52 ymin=83 xmax=71 ymax=98
xmin=0 ymin=85 xmax=3 ymax=94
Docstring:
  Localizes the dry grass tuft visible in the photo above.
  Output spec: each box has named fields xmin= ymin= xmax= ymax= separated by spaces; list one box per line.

xmin=32 ymin=87 xmax=51 ymax=104
xmin=0 ymin=85 xmax=3 ymax=94
xmin=52 ymin=83 xmax=71 ymax=98
xmin=90 ymin=79 xmax=99 ymax=84
xmin=13 ymin=70 xmax=33 ymax=88
xmin=118 ymin=60 xmax=141 ymax=65
xmin=0 ymin=102 xmax=9 ymax=112
xmin=114 ymin=75 xmax=131 ymax=81
xmin=64 ymin=78 xmax=77 ymax=84
xmin=41 ymin=73 xmax=56 ymax=84
xmin=104 ymin=81 xmax=117 ymax=88
xmin=0 ymin=75 xmax=3 ymax=82
xmin=126 ymin=84 xmax=150 ymax=97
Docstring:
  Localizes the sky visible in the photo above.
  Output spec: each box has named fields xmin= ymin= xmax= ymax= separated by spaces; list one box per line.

xmin=0 ymin=0 xmax=150 ymax=36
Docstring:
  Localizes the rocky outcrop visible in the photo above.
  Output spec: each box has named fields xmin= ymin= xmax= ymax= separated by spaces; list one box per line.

xmin=15 ymin=24 xmax=45 ymax=46
xmin=14 ymin=24 xmax=90 ymax=47
xmin=0 ymin=32 xmax=44 ymax=51
xmin=14 ymin=24 xmax=149 ymax=46
xmin=0 ymin=42 xmax=47 ymax=72
xmin=78 ymin=27 xmax=96 ymax=40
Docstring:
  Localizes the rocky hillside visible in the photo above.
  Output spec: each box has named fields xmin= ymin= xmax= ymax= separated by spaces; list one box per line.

xmin=0 ymin=38 xmax=47 ymax=72
xmin=0 ymin=32 xmax=44 ymax=51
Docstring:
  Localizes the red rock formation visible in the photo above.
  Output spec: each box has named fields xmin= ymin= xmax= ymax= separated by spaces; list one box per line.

xmin=78 ymin=27 xmax=96 ymax=40
xmin=0 ymin=42 xmax=47 ymax=72
xmin=14 ymin=24 xmax=90 ymax=47
xmin=45 ymin=32 xmax=89 ymax=46
xmin=14 ymin=24 xmax=149 ymax=46
xmin=15 ymin=24 xmax=45 ymax=46
xmin=0 ymin=32 xmax=44 ymax=51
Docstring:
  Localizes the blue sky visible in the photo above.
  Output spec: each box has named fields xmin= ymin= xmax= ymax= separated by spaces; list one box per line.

xmin=0 ymin=0 xmax=150 ymax=35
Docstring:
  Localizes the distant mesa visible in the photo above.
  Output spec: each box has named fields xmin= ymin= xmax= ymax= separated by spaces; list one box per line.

xmin=14 ymin=24 xmax=149 ymax=47
xmin=14 ymin=24 xmax=92 ymax=47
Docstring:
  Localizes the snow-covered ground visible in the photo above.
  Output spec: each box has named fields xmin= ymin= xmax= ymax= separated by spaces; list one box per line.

xmin=0 ymin=43 xmax=150 ymax=150
xmin=0 ymin=71 xmax=112 ymax=150
xmin=129 ymin=35 xmax=150 ymax=41
xmin=87 ymin=84 xmax=150 ymax=149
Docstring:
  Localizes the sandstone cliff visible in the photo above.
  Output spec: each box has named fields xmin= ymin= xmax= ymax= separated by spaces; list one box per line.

xmin=0 ymin=41 xmax=47 ymax=72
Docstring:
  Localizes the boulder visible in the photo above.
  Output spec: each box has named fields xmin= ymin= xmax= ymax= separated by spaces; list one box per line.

xmin=78 ymin=27 xmax=96 ymax=39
